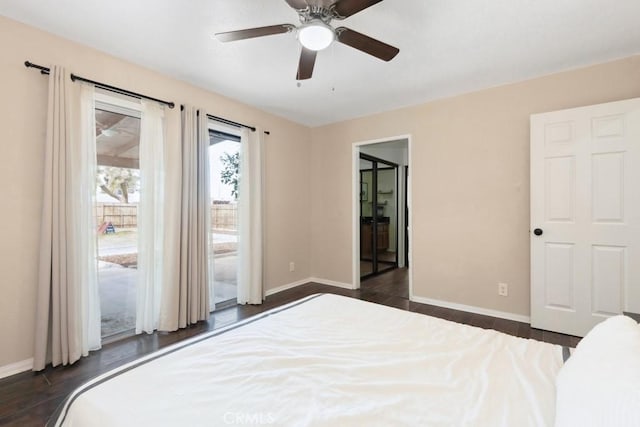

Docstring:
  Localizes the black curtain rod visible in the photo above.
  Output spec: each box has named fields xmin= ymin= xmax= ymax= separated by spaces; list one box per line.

xmin=208 ymin=114 xmax=256 ymax=132
xmin=25 ymin=61 xmax=175 ymax=109
xmin=180 ymin=105 xmax=270 ymax=134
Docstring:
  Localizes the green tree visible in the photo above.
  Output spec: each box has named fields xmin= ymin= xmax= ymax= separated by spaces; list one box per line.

xmin=97 ymin=166 xmax=139 ymax=203
xmin=220 ymin=152 xmax=239 ymax=199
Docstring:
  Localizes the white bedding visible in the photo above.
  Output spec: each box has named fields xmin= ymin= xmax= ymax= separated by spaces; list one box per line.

xmin=52 ymin=294 xmax=564 ymax=426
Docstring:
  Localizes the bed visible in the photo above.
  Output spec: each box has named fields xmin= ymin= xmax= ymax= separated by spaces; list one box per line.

xmin=49 ymin=293 xmax=633 ymax=427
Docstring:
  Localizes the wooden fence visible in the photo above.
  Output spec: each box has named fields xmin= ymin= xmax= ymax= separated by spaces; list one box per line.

xmin=95 ymin=203 xmax=138 ymax=228
xmin=95 ymin=203 xmax=238 ymax=231
xmin=210 ymin=203 xmax=238 ymax=231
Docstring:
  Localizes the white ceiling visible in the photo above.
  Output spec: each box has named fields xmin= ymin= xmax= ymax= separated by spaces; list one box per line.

xmin=1 ymin=0 xmax=639 ymax=127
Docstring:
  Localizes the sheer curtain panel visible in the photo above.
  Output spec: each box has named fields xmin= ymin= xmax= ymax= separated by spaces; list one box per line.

xmin=33 ymin=67 xmax=101 ymax=371
xmin=175 ymin=106 xmax=211 ymax=328
xmin=136 ymin=100 xmax=166 ymax=334
xmin=237 ymin=128 xmax=265 ymax=305
xmin=77 ymin=85 xmax=102 ymax=352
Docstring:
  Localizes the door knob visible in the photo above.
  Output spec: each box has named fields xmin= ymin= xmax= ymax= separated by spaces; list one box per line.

xmin=533 ymin=228 xmax=543 ymax=236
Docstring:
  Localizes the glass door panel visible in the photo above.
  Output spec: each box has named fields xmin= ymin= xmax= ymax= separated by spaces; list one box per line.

xmin=95 ymin=107 xmax=140 ymax=340
xmin=375 ymin=167 xmax=398 ymax=273
xmin=359 ymin=159 xmax=374 ymax=277
xmin=208 ymin=131 xmax=240 ymax=309
xmin=359 ymin=154 xmax=399 ymax=279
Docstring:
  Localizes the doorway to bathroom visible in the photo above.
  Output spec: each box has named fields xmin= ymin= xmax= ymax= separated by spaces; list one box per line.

xmin=356 ymin=137 xmax=410 ymax=285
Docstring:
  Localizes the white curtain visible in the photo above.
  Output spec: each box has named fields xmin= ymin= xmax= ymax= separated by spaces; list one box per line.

xmin=77 ymin=85 xmax=102 ymax=352
xmin=33 ymin=67 xmax=101 ymax=371
xmin=157 ymin=107 xmax=182 ymax=332
xmin=176 ymin=106 xmax=211 ymax=328
xmin=237 ymin=128 xmax=264 ymax=305
xmin=136 ymin=100 xmax=166 ymax=334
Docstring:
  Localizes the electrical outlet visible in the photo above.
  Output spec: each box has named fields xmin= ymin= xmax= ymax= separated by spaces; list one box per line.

xmin=498 ymin=283 xmax=508 ymax=297
xmin=289 ymin=262 xmax=295 ymax=272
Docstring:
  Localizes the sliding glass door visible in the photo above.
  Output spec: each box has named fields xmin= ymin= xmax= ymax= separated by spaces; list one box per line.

xmin=207 ymin=127 xmax=241 ymax=309
xmin=94 ymin=97 xmax=141 ymax=340
xmin=360 ymin=153 xmax=398 ymax=278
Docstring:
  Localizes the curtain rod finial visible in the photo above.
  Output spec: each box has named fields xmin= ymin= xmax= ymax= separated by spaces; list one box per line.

xmin=24 ymin=61 xmax=32 ymax=68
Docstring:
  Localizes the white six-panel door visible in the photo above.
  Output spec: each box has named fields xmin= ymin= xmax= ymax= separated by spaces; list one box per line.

xmin=531 ymin=98 xmax=640 ymax=337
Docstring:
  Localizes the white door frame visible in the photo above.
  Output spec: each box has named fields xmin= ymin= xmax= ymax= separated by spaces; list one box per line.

xmin=352 ymin=135 xmax=413 ymax=298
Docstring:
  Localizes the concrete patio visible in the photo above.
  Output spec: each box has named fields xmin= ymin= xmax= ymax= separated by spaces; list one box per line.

xmin=98 ymin=229 xmax=238 ymax=338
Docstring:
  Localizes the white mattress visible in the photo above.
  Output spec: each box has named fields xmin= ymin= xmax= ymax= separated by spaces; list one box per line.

xmin=51 ymin=294 xmax=564 ymax=426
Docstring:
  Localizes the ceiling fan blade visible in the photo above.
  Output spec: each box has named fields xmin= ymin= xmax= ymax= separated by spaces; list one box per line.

xmin=296 ymin=47 xmax=317 ymax=80
xmin=336 ymin=27 xmax=399 ymax=61
xmin=284 ymin=0 xmax=309 ymax=10
xmin=332 ymin=0 xmax=383 ymax=18
xmin=215 ymin=24 xmax=293 ymax=42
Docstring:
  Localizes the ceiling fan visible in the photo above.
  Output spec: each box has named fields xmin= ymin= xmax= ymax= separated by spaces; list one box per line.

xmin=215 ymin=0 xmax=399 ymax=80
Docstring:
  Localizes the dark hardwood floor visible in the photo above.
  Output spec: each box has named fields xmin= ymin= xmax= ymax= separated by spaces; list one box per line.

xmin=0 ymin=269 xmax=579 ymax=426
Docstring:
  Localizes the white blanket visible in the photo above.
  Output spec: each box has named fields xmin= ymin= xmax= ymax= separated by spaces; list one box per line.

xmin=53 ymin=294 xmax=563 ymax=426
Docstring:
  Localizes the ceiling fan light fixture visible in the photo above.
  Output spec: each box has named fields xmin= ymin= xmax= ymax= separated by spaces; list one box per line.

xmin=298 ymin=21 xmax=334 ymax=51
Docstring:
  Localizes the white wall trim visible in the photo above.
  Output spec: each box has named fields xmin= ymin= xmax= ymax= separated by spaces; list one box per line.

xmin=411 ymin=296 xmax=531 ymax=323
xmin=0 ymin=358 xmax=33 ymax=379
xmin=265 ymin=278 xmax=313 ymax=297
xmin=265 ymin=277 xmax=356 ymax=297
xmin=308 ymin=277 xmax=356 ymax=290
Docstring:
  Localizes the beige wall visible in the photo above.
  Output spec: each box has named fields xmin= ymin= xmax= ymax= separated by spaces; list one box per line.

xmin=310 ymin=55 xmax=640 ymax=317
xmin=3 ymin=13 xmax=640 ymax=370
xmin=0 ymin=16 xmax=311 ymax=367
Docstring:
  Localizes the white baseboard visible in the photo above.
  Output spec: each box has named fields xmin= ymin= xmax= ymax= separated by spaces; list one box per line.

xmin=265 ymin=277 xmax=356 ymax=297
xmin=0 ymin=358 xmax=33 ymax=379
xmin=411 ymin=295 xmax=530 ymax=323
xmin=265 ymin=278 xmax=313 ymax=297
xmin=308 ymin=277 xmax=356 ymax=290
xmin=265 ymin=280 xmax=528 ymax=324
